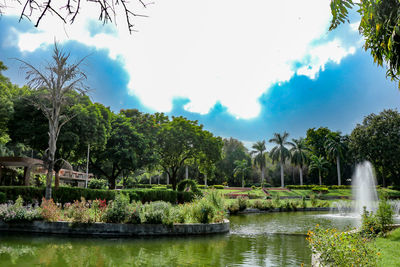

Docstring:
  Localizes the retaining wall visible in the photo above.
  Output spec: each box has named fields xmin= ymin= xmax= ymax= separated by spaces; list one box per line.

xmin=0 ymin=219 xmax=230 ymax=237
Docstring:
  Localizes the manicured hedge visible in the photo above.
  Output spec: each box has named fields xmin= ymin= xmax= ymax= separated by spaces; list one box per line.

xmin=0 ymin=192 xmax=5 ymax=203
xmin=211 ymin=185 xmax=224 ymax=189
xmin=0 ymin=186 xmax=194 ymax=204
xmin=286 ymin=185 xmax=352 ymax=190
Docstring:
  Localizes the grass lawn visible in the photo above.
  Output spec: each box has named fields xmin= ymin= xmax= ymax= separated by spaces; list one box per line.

xmin=375 ymin=227 xmax=400 ymax=266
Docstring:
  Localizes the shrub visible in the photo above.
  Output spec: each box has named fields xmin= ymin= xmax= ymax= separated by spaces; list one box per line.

xmin=301 ymin=196 xmax=307 ymax=208
xmin=211 ymin=185 xmax=224 ymax=190
xmin=272 ymin=194 xmax=281 ymax=208
xmin=310 ymin=193 xmax=318 ymax=207
xmin=192 ymin=199 xmax=216 ymax=224
xmin=197 ymin=185 xmax=206 ymax=189
xmin=92 ymin=199 xmax=107 ymax=222
xmin=40 ymin=198 xmax=61 ymax=222
xmin=237 ymin=197 xmax=248 ymax=211
xmin=311 ymin=186 xmax=329 ymax=194
xmin=252 ymin=199 xmax=272 ymax=211
xmin=307 ymin=225 xmax=378 ymax=267
xmin=102 ymin=193 xmax=130 ymax=223
xmin=287 ymin=185 xmax=316 ymax=190
xmin=65 ymin=198 xmax=93 ymax=223
xmin=0 ymin=196 xmax=42 ymax=222
xmin=361 ymin=208 xmax=382 ymax=238
xmin=142 ymin=201 xmax=172 ymax=225
xmin=88 ymin=179 xmax=108 ymax=189
xmin=0 ymin=192 xmax=5 ymax=203
xmin=227 ymin=202 xmax=240 ymax=215
xmin=177 ymin=179 xmax=202 ymax=196
xmin=376 ymin=197 xmax=394 ymax=230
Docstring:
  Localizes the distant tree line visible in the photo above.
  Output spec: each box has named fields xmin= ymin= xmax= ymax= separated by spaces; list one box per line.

xmin=1 ymin=52 xmax=400 ymax=190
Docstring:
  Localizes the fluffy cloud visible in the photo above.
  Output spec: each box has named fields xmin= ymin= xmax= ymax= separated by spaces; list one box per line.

xmin=4 ymin=0 xmax=358 ymax=118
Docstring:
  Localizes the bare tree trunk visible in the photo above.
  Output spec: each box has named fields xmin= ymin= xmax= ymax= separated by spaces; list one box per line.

xmin=204 ymin=173 xmax=207 ymax=186
xmin=261 ymin=167 xmax=265 ymax=187
xmin=45 ymin=123 xmax=58 ymax=199
xmin=185 ymin=165 xmax=188 ymax=180
xmin=55 ymin=171 xmax=60 ymax=188
xmin=299 ymin=167 xmax=303 ymax=186
xmin=336 ymin=155 xmax=341 ymax=186
xmin=242 ymin=173 xmax=244 ymax=188
xmin=280 ymin=161 xmax=284 ymax=188
xmin=319 ymin=171 xmax=322 ymax=186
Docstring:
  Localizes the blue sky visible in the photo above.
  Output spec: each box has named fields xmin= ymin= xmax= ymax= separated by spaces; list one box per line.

xmin=1 ymin=0 xmax=400 ymax=149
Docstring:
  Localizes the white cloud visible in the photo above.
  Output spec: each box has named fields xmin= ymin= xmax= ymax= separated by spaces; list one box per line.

xmin=4 ymin=0 xmax=359 ymax=119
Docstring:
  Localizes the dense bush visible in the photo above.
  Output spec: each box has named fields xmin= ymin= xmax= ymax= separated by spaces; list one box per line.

xmin=177 ymin=179 xmax=202 ymax=196
xmin=102 ymin=193 xmax=130 ymax=223
xmin=211 ymin=185 xmax=224 ymax=190
xmin=286 ymin=185 xmax=352 ymax=190
xmin=197 ymin=185 xmax=206 ymax=189
xmin=237 ymin=197 xmax=248 ymax=211
xmin=361 ymin=198 xmax=394 ymax=238
xmin=0 ymin=186 xmax=195 ymax=204
xmin=0 ymin=196 xmax=42 ymax=222
xmin=311 ymin=186 xmax=329 ymax=194
xmin=88 ymin=179 xmax=108 ymax=189
xmin=142 ymin=201 xmax=172 ymax=224
xmin=0 ymin=192 xmax=5 ymax=203
xmin=307 ymin=225 xmax=378 ymax=267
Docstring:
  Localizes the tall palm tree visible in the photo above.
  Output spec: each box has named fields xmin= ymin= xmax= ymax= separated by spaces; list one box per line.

xmin=324 ymin=133 xmax=346 ymax=186
xmin=269 ymin=132 xmax=291 ymax=188
xmin=233 ymin=159 xmax=251 ymax=188
xmin=309 ymin=155 xmax=329 ymax=186
xmin=289 ymin=138 xmax=310 ymax=186
xmin=251 ymin=140 xmax=267 ymax=187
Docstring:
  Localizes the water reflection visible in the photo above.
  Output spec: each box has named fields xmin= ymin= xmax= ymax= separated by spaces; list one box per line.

xmin=0 ymin=212 xmax=354 ymax=267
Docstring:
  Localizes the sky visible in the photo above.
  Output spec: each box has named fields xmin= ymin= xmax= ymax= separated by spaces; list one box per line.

xmin=1 ymin=0 xmax=400 ymax=149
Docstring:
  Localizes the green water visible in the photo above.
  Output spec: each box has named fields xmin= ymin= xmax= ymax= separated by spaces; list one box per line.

xmin=0 ymin=212 xmax=357 ymax=267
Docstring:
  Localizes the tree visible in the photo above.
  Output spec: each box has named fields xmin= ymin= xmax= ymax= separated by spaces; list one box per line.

xmin=269 ymin=132 xmax=291 ymax=187
xmin=350 ymin=109 xmax=400 ymax=187
xmin=289 ymin=138 xmax=310 ymax=186
xmin=309 ymin=155 xmax=329 ymax=186
xmin=0 ymin=0 xmax=149 ymax=34
xmin=90 ymin=113 xmax=151 ymax=189
xmin=250 ymin=140 xmax=267 ymax=187
xmin=324 ymin=132 xmax=347 ymax=186
xmin=217 ymin=138 xmax=250 ymax=186
xmin=155 ymin=116 xmax=222 ymax=190
xmin=16 ymin=44 xmax=88 ymax=199
xmin=330 ymin=0 xmax=400 ymax=86
xmin=233 ymin=159 xmax=251 ymax=188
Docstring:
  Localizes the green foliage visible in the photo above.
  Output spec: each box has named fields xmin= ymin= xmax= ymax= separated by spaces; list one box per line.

xmin=251 ymin=199 xmax=273 ymax=211
xmin=65 ymin=198 xmax=93 ymax=223
xmin=211 ymin=185 xmax=224 ymax=189
xmin=156 ymin=116 xmax=222 ymax=190
xmin=0 ymin=186 xmax=194 ymax=205
xmin=227 ymin=201 xmax=240 ymax=214
xmin=142 ymin=201 xmax=172 ymax=224
xmin=102 ymin=193 xmax=130 ymax=223
xmin=0 ymin=196 xmax=42 ymax=222
xmin=350 ymin=109 xmax=400 ymax=186
xmin=0 ymin=192 xmax=6 ymax=203
xmin=330 ymin=0 xmax=400 ymax=86
xmin=307 ymin=225 xmax=378 ymax=267
xmin=88 ymin=179 xmax=108 ymax=189
xmin=192 ymin=198 xmax=216 ymax=224
xmin=177 ymin=179 xmax=202 ymax=195
xmin=311 ymin=186 xmax=329 ymax=194
xmin=310 ymin=193 xmax=318 ymax=207
xmin=237 ymin=197 xmax=248 ymax=211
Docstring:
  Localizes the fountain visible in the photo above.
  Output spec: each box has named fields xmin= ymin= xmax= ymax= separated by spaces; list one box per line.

xmin=330 ymin=161 xmax=378 ymax=220
xmin=352 ymin=161 xmax=379 ymax=215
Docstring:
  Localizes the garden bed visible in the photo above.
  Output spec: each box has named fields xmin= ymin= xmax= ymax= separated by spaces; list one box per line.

xmin=0 ymin=219 xmax=230 ymax=237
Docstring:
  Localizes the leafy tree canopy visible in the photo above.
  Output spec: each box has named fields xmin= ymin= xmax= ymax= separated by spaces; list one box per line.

xmin=330 ymin=0 xmax=400 ymax=86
